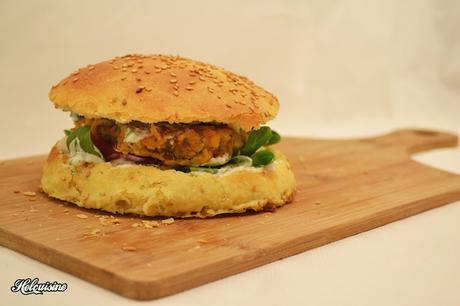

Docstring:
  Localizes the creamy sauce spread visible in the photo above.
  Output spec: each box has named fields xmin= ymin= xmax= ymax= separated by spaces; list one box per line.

xmin=123 ymin=127 xmax=150 ymax=143
xmin=216 ymin=165 xmax=263 ymax=176
xmin=199 ymin=154 xmax=230 ymax=166
xmin=67 ymin=138 xmax=104 ymax=166
xmin=70 ymin=112 xmax=81 ymax=122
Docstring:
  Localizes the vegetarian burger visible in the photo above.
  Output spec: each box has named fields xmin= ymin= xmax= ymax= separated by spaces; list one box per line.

xmin=41 ymin=54 xmax=296 ymax=217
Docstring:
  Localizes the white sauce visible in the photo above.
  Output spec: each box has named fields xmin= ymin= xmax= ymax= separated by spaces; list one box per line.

xmin=216 ymin=164 xmax=263 ymax=177
xmin=67 ymin=138 xmax=104 ymax=166
xmin=70 ymin=112 xmax=80 ymax=122
xmin=200 ymin=154 xmax=230 ymax=166
xmin=123 ymin=127 xmax=149 ymax=143
xmin=110 ymin=158 xmax=136 ymax=167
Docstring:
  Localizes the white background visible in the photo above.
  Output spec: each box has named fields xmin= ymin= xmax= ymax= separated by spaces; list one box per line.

xmin=1 ymin=1 xmax=460 ymax=305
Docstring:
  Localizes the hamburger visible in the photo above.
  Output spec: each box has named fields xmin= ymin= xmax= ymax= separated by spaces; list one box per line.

xmin=41 ymin=54 xmax=296 ymax=218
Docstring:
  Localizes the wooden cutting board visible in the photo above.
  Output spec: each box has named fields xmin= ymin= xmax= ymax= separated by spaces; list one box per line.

xmin=1 ymin=129 xmax=460 ymax=300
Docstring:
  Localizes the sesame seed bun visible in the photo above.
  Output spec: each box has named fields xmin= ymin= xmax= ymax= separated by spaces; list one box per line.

xmin=41 ymin=145 xmax=296 ymax=218
xmin=49 ymin=54 xmax=279 ymax=131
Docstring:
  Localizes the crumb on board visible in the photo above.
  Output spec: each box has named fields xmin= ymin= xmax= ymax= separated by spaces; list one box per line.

xmin=99 ymin=217 xmax=111 ymax=226
xmin=82 ymin=228 xmax=102 ymax=238
xmin=76 ymin=214 xmax=89 ymax=219
xmin=99 ymin=215 xmax=120 ymax=226
xmin=197 ymin=239 xmax=209 ymax=244
xmin=161 ymin=218 xmax=175 ymax=225
xmin=187 ymin=245 xmax=201 ymax=252
xmin=142 ymin=220 xmax=160 ymax=228
xmin=121 ymin=246 xmax=136 ymax=252
xmin=315 ymin=201 xmax=321 ymax=205
xmin=22 ymin=191 xmax=36 ymax=197
xmin=13 ymin=190 xmax=20 ymax=194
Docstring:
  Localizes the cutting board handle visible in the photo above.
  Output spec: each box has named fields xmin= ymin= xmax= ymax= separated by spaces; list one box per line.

xmin=374 ymin=129 xmax=458 ymax=154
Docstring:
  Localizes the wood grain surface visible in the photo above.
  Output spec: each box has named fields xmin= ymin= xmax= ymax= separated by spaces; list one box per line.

xmin=1 ymin=129 xmax=459 ymax=300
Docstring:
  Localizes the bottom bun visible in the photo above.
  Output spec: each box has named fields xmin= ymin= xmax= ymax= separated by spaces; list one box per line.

xmin=41 ymin=145 xmax=296 ymax=218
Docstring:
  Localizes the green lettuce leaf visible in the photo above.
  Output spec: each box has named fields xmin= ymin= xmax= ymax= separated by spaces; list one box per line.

xmin=66 ymin=125 xmax=103 ymax=159
xmin=239 ymin=127 xmax=282 ymax=156
xmin=251 ymin=149 xmax=275 ymax=167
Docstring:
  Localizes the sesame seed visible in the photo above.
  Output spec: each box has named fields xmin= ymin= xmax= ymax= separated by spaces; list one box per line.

xmin=88 ymin=66 xmax=95 ymax=71
xmin=144 ymin=71 xmax=150 ymax=74
xmin=136 ymin=87 xmax=144 ymax=93
xmin=185 ymin=86 xmax=193 ymax=91
xmin=225 ymin=104 xmax=232 ymax=108
xmin=122 ymin=68 xmax=127 ymax=72
xmin=136 ymin=77 xmax=142 ymax=82
xmin=170 ymin=79 xmax=177 ymax=83
xmin=121 ymin=76 xmax=126 ymax=80
xmin=131 ymin=69 xmax=138 ymax=73
xmin=199 ymin=76 xmax=205 ymax=81
xmin=145 ymin=87 xmax=152 ymax=92
xmin=113 ymin=66 xmax=120 ymax=70
xmin=207 ymin=87 xmax=214 ymax=93
xmin=22 ymin=191 xmax=36 ymax=197
xmin=122 ymin=63 xmax=128 ymax=68
xmin=138 ymin=65 xmax=144 ymax=69
xmin=155 ymin=69 xmax=162 ymax=73
xmin=122 ymin=99 xmax=127 ymax=105
xmin=189 ymin=80 xmax=196 ymax=85
xmin=173 ymin=91 xmax=179 ymax=96
xmin=169 ymin=72 xmax=176 ymax=77
xmin=72 ymin=78 xmax=79 ymax=82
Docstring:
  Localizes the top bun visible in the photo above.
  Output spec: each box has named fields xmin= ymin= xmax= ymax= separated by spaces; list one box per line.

xmin=49 ymin=54 xmax=279 ymax=131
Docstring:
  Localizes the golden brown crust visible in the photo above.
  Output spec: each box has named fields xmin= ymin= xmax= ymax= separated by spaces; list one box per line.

xmin=49 ymin=54 xmax=279 ymax=131
xmin=41 ymin=145 xmax=296 ymax=218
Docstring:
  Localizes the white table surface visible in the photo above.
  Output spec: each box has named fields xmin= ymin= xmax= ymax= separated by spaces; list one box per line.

xmin=1 ymin=1 xmax=460 ymax=305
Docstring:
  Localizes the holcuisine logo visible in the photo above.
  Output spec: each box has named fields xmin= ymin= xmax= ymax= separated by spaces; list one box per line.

xmin=10 ymin=278 xmax=68 ymax=295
